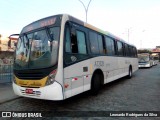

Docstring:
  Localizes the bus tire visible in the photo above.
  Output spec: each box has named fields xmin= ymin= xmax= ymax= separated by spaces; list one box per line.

xmin=91 ymin=73 xmax=101 ymax=95
xmin=127 ymin=67 xmax=132 ymax=79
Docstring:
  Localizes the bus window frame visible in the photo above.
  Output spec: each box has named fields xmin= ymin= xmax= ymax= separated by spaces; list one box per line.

xmin=64 ymin=21 xmax=90 ymax=65
xmin=116 ymin=40 xmax=124 ymax=57
xmin=97 ymin=34 xmax=106 ymax=55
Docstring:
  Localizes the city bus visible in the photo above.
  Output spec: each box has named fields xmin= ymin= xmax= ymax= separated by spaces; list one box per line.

xmin=152 ymin=54 xmax=159 ymax=65
xmin=138 ymin=53 xmax=153 ymax=68
xmin=12 ymin=14 xmax=138 ymax=100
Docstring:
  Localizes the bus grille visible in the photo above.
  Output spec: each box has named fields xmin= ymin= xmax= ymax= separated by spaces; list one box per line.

xmin=14 ymin=71 xmax=47 ymax=80
xmin=14 ymin=66 xmax=56 ymax=80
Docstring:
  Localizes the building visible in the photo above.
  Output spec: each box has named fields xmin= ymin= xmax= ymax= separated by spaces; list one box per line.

xmin=0 ymin=35 xmax=17 ymax=51
xmin=0 ymin=36 xmax=9 ymax=51
xmin=0 ymin=35 xmax=17 ymax=59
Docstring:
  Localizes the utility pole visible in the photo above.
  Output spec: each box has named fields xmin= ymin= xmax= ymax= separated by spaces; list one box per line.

xmin=78 ymin=0 xmax=92 ymax=23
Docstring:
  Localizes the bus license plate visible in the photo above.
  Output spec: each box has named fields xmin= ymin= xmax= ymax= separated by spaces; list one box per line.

xmin=25 ymin=89 xmax=33 ymax=94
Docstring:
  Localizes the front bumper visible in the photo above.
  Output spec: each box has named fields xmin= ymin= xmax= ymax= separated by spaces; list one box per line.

xmin=12 ymin=81 xmax=64 ymax=100
xmin=138 ymin=63 xmax=150 ymax=68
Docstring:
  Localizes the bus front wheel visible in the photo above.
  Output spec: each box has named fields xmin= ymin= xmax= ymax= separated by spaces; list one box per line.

xmin=91 ymin=74 xmax=101 ymax=95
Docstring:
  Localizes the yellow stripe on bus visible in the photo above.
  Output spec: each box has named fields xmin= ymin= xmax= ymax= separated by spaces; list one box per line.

xmin=15 ymin=76 xmax=48 ymax=87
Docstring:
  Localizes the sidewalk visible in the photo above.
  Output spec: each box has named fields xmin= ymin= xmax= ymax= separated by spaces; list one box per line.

xmin=0 ymin=83 xmax=19 ymax=104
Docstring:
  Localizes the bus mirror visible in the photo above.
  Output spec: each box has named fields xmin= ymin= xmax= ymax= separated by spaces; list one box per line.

xmin=50 ymin=34 xmax=54 ymax=42
xmin=8 ymin=34 xmax=19 ymax=48
xmin=8 ymin=39 xmax=11 ymax=48
xmin=14 ymin=42 xmax=17 ymax=47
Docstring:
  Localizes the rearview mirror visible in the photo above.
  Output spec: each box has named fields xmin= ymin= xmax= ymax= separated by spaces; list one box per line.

xmin=50 ymin=34 xmax=54 ymax=42
xmin=8 ymin=34 xmax=19 ymax=48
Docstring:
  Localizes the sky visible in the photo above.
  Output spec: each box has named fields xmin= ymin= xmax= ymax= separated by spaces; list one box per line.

xmin=0 ymin=0 xmax=160 ymax=49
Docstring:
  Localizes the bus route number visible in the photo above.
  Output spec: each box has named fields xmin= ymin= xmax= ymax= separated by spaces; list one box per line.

xmin=94 ymin=61 xmax=104 ymax=67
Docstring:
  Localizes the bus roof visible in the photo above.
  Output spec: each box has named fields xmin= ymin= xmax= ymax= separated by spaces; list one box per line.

xmin=67 ymin=14 xmax=135 ymax=47
xmin=21 ymin=14 xmax=135 ymax=47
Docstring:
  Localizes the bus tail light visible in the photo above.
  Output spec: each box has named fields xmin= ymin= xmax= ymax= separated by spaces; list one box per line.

xmin=46 ymin=69 xmax=57 ymax=86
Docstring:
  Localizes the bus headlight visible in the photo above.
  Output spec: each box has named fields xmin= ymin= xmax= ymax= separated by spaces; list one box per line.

xmin=45 ymin=69 xmax=57 ymax=86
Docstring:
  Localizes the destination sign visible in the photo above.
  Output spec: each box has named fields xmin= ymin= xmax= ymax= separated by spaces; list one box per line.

xmin=21 ymin=16 xmax=57 ymax=33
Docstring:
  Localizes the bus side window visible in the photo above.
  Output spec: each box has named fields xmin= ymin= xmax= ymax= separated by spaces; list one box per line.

xmin=65 ymin=23 xmax=79 ymax=53
xmin=131 ymin=47 xmax=134 ymax=57
xmin=123 ymin=43 xmax=126 ymax=56
xmin=125 ymin=44 xmax=129 ymax=57
xmin=117 ymin=41 xmax=123 ymax=56
xmin=71 ymin=28 xmax=78 ymax=53
xmin=76 ymin=30 xmax=87 ymax=54
xmin=97 ymin=34 xmax=105 ymax=54
xmin=89 ymin=31 xmax=99 ymax=54
xmin=65 ymin=22 xmax=79 ymax=54
xmin=134 ymin=47 xmax=138 ymax=57
xmin=65 ymin=26 xmax=71 ymax=53
xmin=128 ymin=46 xmax=132 ymax=57
xmin=105 ymin=36 xmax=116 ymax=56
xmin=64 ymin=23 xmax=88 ymax=64
xmin=122 ymin=43 xmax=125 ymax=56
xmin=124 ymin=44 xmax=127 ymax=56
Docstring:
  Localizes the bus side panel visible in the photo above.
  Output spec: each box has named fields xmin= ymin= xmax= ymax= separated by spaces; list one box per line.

xmin=133 ymin=58 xmax=139 ymax=72
xmin=64 ymin=59 xmax=91 ymax=99
xmin=118 ymin=57 xmax=127 ymax=76
xmin=103 ymin=56 xmax=118 ymax=83
xmin=64 ymin=56 xmax=138 ymax=99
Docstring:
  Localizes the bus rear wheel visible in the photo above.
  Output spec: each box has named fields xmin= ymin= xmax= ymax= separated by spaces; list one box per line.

xmin=127 ymin=67 xmax=132 ymax=79
xmin=91 ymin=74 xmax=101 ymax=95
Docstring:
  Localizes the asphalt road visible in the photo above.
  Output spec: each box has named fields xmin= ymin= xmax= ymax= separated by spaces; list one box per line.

xmin=0 ymin=64 xmax=160 ymax=120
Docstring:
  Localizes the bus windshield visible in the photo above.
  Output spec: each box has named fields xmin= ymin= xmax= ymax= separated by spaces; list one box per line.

xmin=138 ymin=55 xmax=149 ymax=62
xmin=14 ymin=27 xmax=60 ymax=70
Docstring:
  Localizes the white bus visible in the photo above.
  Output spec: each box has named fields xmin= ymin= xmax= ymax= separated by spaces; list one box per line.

xmin=12 ymin=14 xmax=138 ymax=100
xmin=152 ymin=54 xmax=159 ymax=65
xmin=138 ymin=53 xmax=153 ymax=68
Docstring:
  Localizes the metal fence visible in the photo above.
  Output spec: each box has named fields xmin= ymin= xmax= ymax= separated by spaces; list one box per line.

xmin=0 ymin=64 xmax=13 ymax=83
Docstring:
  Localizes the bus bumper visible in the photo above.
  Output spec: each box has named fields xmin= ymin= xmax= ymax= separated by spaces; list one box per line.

xmin=12 ymin=81 xmax=64 ymax=100
xmin=138 ymin=63 xmax=150 ymax=68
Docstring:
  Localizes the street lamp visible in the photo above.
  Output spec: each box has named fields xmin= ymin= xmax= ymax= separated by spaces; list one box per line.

xmin=78 ymin=0 xmax=92 ymax=23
